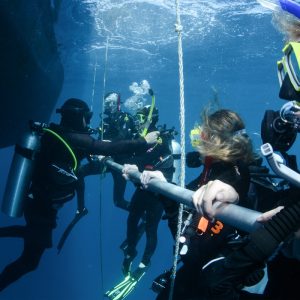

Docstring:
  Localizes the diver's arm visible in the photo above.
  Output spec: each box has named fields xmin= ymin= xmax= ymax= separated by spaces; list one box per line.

xmin=67 ymin=132 xmax=158 ymax=156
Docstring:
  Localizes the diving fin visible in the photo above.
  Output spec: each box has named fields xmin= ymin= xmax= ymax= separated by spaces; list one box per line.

xmin=105 ymin=275 xmax=138 ymax=300
xmin=105 ymin=267 xmax=147 ymax=300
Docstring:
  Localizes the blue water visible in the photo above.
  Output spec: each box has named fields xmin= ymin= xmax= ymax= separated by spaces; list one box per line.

xmin=1 ymin=1 xmax=299 ymax=299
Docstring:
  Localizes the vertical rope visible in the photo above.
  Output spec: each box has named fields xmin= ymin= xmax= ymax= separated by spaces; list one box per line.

xmin=90 ymin=53 xmax=98 ymax=111
xmin=99 ymin=37 xmax=109 ymax=295
xmin=168 ymin=0 xmax=186 ymax=299
xmin=100 ymin=37 xmax=109 ymax=141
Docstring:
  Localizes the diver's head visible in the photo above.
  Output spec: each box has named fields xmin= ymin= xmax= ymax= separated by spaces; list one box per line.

xmin=135 ymin=105 xmax=159 ymax=129
xmin=57 ymin=98 xmax=93 ymax=131
xmin=194 ymin=109 xmax=255 ymax=163
xmin=104 ymin=92 xmax=121 ymax=115
xmin=257 ymin=0 xmax=300 ymax=41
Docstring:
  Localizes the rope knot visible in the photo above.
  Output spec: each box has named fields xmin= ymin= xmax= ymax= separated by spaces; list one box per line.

xmin=175 ymin=23 xmax=183 ymax=32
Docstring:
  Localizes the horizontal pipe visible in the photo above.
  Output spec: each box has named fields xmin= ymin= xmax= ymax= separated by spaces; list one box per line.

xmin=104 ymin=159 xmax=262 ymax=233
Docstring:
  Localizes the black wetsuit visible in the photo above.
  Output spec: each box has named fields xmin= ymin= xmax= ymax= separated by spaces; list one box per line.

xmin=194 ymin=156 xmax=300 ymax=300
xmin=125 ymin=129 xmax=174 ymax=266
xmin=156 ymin=159 xmax=250 ymax=300
xmin=104 ymin=111 xmax=138 ymax=210
xmin=76 ymin=111 xmax=137 ymax=210
xmin=0 ymin=123 xmax=148 ymax=291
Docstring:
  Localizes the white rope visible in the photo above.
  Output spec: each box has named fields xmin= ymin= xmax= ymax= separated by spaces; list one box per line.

xmin=168 ymin=0 xmax=186 ymax=299
xmin=100 ymin=36 xmax=109 ymax=141
xmin=90 ymin=54 xmax=98 ymax=111
xmin=99 ymin=37 xmax=110 ymax=296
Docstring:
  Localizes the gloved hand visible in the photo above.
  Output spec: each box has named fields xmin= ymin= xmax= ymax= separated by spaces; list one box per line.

xmin=186 ymin=151 xmax=202 ymax=168
xmin=144 ymin=131 xmax=160 ymax=144
xmin=199 ymin=254 xmax=265 ymax=299
xmin=242 ymin=267 xmax=265 ymax=287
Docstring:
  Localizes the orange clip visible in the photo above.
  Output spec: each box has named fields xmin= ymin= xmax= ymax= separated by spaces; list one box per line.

xmin=197 ymin=217 xmax=209 ymax=233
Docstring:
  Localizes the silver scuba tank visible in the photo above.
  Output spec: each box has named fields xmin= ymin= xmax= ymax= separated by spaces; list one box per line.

xmin=171 ymin=139 xmax=181 ymax=185
xmin=1 ymin=123 xmax=42 ymax=217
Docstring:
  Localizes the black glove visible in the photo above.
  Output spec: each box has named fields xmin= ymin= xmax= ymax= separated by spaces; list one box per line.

xmin=186 ymin=151 xmax=202 ymax=168
xmin=200 ymin=254 xmax=265 ymax=300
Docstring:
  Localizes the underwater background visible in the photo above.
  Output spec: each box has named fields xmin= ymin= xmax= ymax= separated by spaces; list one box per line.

xmin=1 ymin=1 xmax=299 ymax=299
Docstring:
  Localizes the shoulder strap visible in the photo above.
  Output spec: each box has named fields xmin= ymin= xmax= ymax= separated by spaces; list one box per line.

xmin=43 ymin=128 xmax=78 ymax=171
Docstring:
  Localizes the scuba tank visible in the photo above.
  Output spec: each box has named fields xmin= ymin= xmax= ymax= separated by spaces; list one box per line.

xmin=1 ymin=121 xmax=44 ymax=217
xmin=158 ymin=125 xmax=180 ymax=184
xmin=171 ymin=139 xmax=181 ymax=185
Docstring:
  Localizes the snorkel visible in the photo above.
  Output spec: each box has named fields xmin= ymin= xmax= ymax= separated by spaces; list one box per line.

xmin=140 ymin=88 xmax=156 ymax=137
xmin=280 ymin=0 xmax=300 ymax=18
xmin=258 ymin=0 xmax=300 ymax=18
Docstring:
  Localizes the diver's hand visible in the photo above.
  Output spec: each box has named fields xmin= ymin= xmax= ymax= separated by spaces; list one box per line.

xmin=192 ymin=180 xmax=239 ymax=219
xmin=256 ymin=206 xmax=284 ymax=223
xmin=140 ymin=170 xmax=167 ymax=189
xmin=144 ymin=131 xmax=160 ymax=144
xmin=122 ymin=164 xmax=139 ymax=180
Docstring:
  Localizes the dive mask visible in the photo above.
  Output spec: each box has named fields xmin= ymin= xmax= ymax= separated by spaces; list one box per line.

xmin=278 ymin=42 xmax=300 ymax=100
xmin=135 ymin=113 xmax=147 ymax=125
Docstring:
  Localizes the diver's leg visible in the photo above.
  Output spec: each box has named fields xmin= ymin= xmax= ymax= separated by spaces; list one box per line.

xmin=141 ymin=193 xmax=164 ymax=266
xmin=0 ymin=226 xmax=26 ymax=238
xmin=111 ymin=170 xmax=130 ymax=210
xmin=122 ymin=189 xmax=145 ymax=275
xmin=0 ymin=238 xmax=46 ymax=291
xmin=126 ymin=189 xmax=145 ymax=255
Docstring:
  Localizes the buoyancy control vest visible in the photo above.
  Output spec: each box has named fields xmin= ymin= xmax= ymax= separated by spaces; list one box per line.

xmin=1 ymin=121 xmax=78 ymax=217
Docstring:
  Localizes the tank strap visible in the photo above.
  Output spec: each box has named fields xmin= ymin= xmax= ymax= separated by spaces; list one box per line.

xmin=43 ymin=128 xmax=78 ymax=171
xmin=15 ymin=144 xmax=37 ymax=160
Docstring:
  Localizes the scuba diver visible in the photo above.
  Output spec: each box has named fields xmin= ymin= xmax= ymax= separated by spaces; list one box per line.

xmin=101 ymin=92 xmax=140 ymax=211
xmin=189 ymin=107 xmax=300 ymax=300
xmin=185 ymin=2 xmax=300 ymax=299
xmin=105 ymin=104 xmax=176 ymax=300
xmin=74 ymin=92 xmax=138 ymax=216
xmin=101 ymin=91 xmax=137 ymax=141
xmin=56 ymin=92 xmax=140 ymax=253
xmin=136 ymin=108 xmax=261 ymax=300
xmin=0 ymin=98 xmax=160 ymax=292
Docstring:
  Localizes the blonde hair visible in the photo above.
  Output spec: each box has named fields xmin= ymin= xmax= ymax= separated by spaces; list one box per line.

xmin=197 ymin=109 xmax=256 ymax=164
xmin=272 ymin=12 xmax=300 ymax=42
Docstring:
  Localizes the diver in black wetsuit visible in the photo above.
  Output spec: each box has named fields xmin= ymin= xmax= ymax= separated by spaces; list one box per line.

xmin=74 ymin=92 xmax=138 ymax=212
xmin=149 ymin=109 xmax=257 ymax=300
xmin=101 ymin=92 xmax=139 ymax=210
xmin=122 ymin=105 xmax=175 ymax=279
xmin=0 ymin=98 xmax=159 ymax=292
xmin=191 ymin=109 xmax=300 ymax=300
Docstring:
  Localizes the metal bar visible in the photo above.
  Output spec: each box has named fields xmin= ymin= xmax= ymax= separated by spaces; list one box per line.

xmin=104 ymin=159 xmax=262 ymax=233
